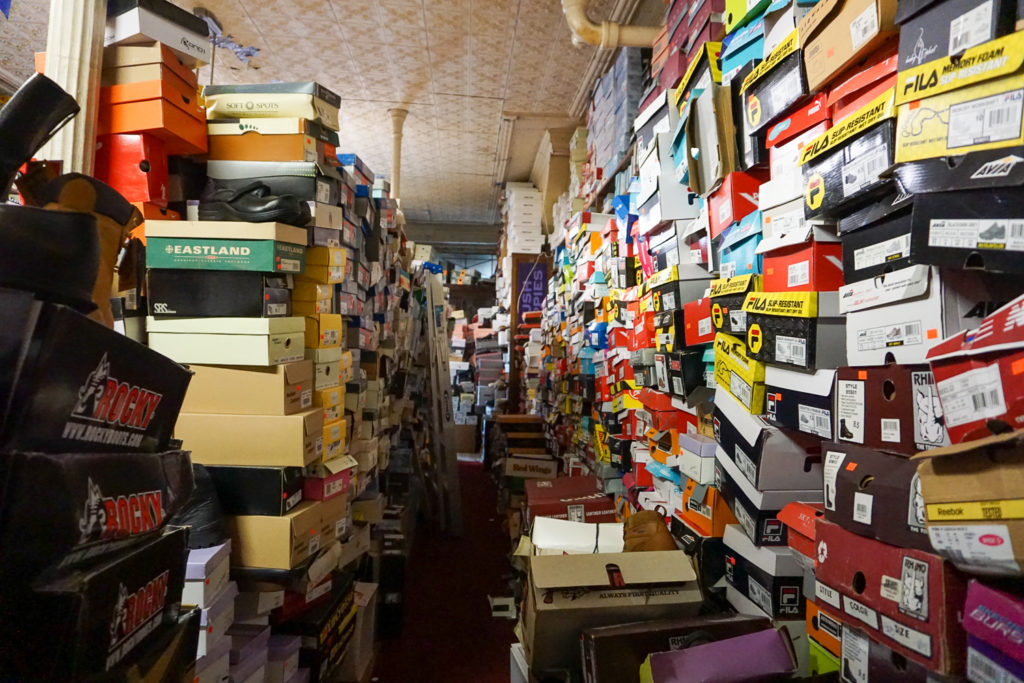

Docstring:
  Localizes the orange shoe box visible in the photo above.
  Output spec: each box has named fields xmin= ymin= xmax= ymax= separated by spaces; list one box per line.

xmin=98 ymin=90 xmax=206 ymax=155
xmin=679 ymin=478 xmax=738 ymax=538
xmin=207 ymin=133 xmax=335 ymax=164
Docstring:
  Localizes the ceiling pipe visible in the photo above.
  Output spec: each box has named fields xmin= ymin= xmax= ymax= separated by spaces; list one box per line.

xmin=561 ymin=0 xmax=661 ymax=49
xmin=388 ymin=107 xmax=409 ymax=204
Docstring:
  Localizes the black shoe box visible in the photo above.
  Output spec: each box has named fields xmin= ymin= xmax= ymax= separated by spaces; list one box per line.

xmin=801 ymin=120 xmax=895 ymax=220
xmin=839 ymin=201 xmax=914 ymax=283
xmin=0 ymin=288 xmax=191 ymax=454
xmin=147 ymin=269 xmax=292 ymax=317
xmin=895 ymin=0 xmax=1016 ymax=71
xmin=206 ymin=465 xmax=305 ymax=516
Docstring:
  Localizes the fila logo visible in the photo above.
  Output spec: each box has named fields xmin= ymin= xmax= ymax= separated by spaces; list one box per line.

xmin=71 ymin=354 xmax=163 ymax=432
xmin=764 ymin=519 xmax=784 ymax=536
xmin=79 ymin=478 xmax=165 ymax=543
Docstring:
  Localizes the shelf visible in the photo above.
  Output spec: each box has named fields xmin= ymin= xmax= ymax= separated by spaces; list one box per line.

xmin=583 ymin=146 xmax=635 ymax=213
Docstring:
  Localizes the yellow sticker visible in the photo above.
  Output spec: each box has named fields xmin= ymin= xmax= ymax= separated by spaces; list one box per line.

xmin=748 ymin=323 xmax=764 ymax=354
xmin=710 ymin=273 xmax=759 ymax=298
xmin=712 ymin=303 xmax=725 ymax=329
xmin=895 ymin=32 xmax=1024 ymax=106
xmin=926 ymin=498 xmax=1024 ymax=521
xmin=741 ymin=28 xmax=800 ymax=94
xmin=747 ymin=94 xmax=762 ymax=127
xmin=742 ymin=291 xmax=818 ymax=317
xmin=806 ymin=173 xmax=825 ymax=210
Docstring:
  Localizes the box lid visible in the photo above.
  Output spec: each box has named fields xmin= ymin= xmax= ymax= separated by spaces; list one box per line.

xmin=716 ymin=444 xmax=824 ymax=505
xmin=531 ymin=550 xmax=697 ymax=590
xmin=765 ymin=92 xmax=830 ymax=149
xmin=777 ymin=501 xmax=824 ymax=540
xmin=826 ymin=52 xmax=899 ymax=108
xmin=926 ymin=292 xmax=1024 ymax=362
xmin=723 ymin=523 xmax=803 ymax=575
xmin=186 ymin=541 xmax=231 ymax=579
xmin=719 ymin=211 xmax=763 ymax=251
xmin=203 ymin=81 xmax=340 ymax=107
xmin=201 ymin=581 xmax=239 ymax=626
xmin=765 ymin=366 xmax=836 ymax=396
xmin=207 ymin=159 xmax=342 ymax=182
xmin=321 ymin=455 xmax=358 ymax=475
xmin=147 ymin=316 xmax=306 ymax=334
xmin=194 ymin=634 xmax=232 ymax=675
xmin=144 ymin=220 xmax=308 ymax=245
xmin=530 ymin=517 xmax=625 ymax=555
xmin=715 ymin=385 xmax=769 ymax=447
xmin=723 ymin=16 xmax=765 ymax=58
xmin=756 ymin=222 xmax=839 ymax=254
xmin=838 ymin=264 xmax=930 ymax=314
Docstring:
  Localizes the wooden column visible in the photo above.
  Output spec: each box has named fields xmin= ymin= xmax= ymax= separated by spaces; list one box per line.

xmin=40 ymin=0 xmax=106 ymax=175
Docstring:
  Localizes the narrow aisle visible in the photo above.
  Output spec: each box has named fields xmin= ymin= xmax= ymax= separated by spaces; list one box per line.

xmin=374 ymin=462 xmax=513 ymax=683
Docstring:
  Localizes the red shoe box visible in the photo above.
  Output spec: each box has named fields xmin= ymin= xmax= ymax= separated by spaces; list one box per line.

xmin=708 ymin=170 xmax=769 ymax=238
xmin=762 ymin=240 xmax=843 ymax=292
xmin=95 ymin=133 xmax=169 ymax=207
xmin=683 ymin=297 xmax=715 ymax=346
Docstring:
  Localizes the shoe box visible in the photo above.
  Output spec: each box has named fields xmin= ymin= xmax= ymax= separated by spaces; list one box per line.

xmin=895 ymin=0 xmax=1016 ymax=71
xmin=813 ymin=518 xmax=968 ymax=674
xmin=174 ymin=407 xmax=323 ymax=468
xmin=144 ymin=220 xmax=308 ymax=274
xmin=914 ymin=429 xmax=1024 ymax=575
xmin=207 ymin=117 xmax=339 ymax=164
xmin=581 ymin=613 xmax=771 ymax=683
xmin=303 ymin=454 xmax=356 ymax=503
xmin=762 ymin=94 xmax=831 ymax=208
xmin=0 ymin=450 xmax=192 ymax=583
xmin=894 ymin=33 xmax=1024 ymax=163
xmin=676 ymin=431 xmax=717 ymax=484
xmin=653 ymin=350 xmax=705 ymax=400
xmin=147 ymin=316 xmax=306 ymax=366
xmin=684 ymin=85 xmax=738 ymax=196
xmin=708 ymin=170 xmax=768 ymax=239
xmin=765 ymin=366 xmax=836 ymax=440
xmin=798 ymin=0 xmax=898 ymax=93
xmin=182 ymin=542 xmax=231 ymax=608
xmin=710 ymin=273 xmax=761 ymax=337
xmin=524 ymin=475 xmax=618 ymax=526
xmin=807 ymin=598 xmax=843 ymax=656
xmin=147 ymin=269 xmax=292 ymax=318
xmin=207 ymin=160 xmax=346 ymax=206
xmin=798 ymin=89 xmax=896 ymax=220
xmin=683 ymin=296 xmax=716 ymax=346
xmin=273 ymin=579 xmax=357 ymax=681
xmin=821 ymin=442 xmax=932 ymax=551
xmin=717 ymin=210 xmax=763 ymax=279
xmin=227 ymin=500 xmax=323 ymax=571
xmin=836 ymin=622 xmax=960 ymax=682
xmin=723 ymin=524 xmax=806 ymax=620
xmin=678 ymin=474 xmax=739 ymax=538
xmin=739 ymin=30 xmax=809 ymax=135
xmin=964 ymin=579 xmax=1024 ymax=676
xmin=105 ymin=1 xmax=211 ymax=65
xmin=721 ymin=15 xmax=764 ymax=85
xmin=758 ymin=225 xmax=843 ymax=293
xmin=839 ymin=264 xmax=1022 ymax=367
xmin=102 ymin=40 xmax=198 ymax=90
xmin=834 ymin=364 xmax=950 ymax=455
xmin=713 ymin=386 xmax=823 ymax=491
xmin=743 ymin=290 xmax=846 ymax=371
xmin=206 ymin=465 xmax=305 ymax=516
xmin=182 ymin=361 xmax=313 ymax=416
xmin=778 ymin=501 xmax=824 ymax=570
xmin=203 ymin=81 xmax=341 ymax=130
xmin=714 ymin=331 xmax=767 ymax=414
xmin=4 ymin=526 xmax=189 ymax=679
xmin=641 ymin=627 xmax=801 ymax=680
xmin=0 ymin=289 xmax=190 ymax=454
xmin=94 ymin=133 xmax=169 ymax=206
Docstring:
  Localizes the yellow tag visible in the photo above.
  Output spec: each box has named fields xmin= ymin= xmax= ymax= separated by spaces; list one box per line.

xmin=742 ymin=291 xmax=818 ymax=317
xmin=799 ymin=88 xmax=895 ymax=165
xmin=895 ymin=32 xmax=1024 ymax=106
xmin=926 ymin=498 xmax=1024 ymax=521
xmin=646 ymin=265 xmax=680 ymax=291
xmin=805 ymin=173 xmax=826 ymax=210
xmin=710 ymin=273 xmax=760 ymax=298
xmin=741 ymin=29 xmax=800 ymax=94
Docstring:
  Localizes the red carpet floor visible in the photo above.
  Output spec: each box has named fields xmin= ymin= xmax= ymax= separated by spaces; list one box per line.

xmin=372 ymin=462 xmax=514 ymax=683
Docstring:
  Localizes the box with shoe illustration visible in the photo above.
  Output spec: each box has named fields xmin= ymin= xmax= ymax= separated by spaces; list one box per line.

xmin=203 ymin=81 xmax=341 ymax=129
xmin=742 ymin=290 xmax=846 ymax=371
xmin=227 ymin=500 xmax=323 ymax=570
xmin=175 ymin=408 xmax=323 ymax=468
xmin=714 ymin=385 xmax=824 ymax=491
xmin=723 ymin=524 xmax=806 ymax=620
xmin=714 ymin=332 xmax=768 ymax=413
xmin=710 ymin=273 xmax=762 ymax=337
xmin=182 ymin=360 xmax=313 ymax=416
xmin=147 ymin=316 xmax=306 ymax=366
xmin=765 ymin=366 xmax=836 ymax=439
xmin=834 ymin=364 xmax=949 ymax=454
xmin=146 ymin=269 xmax=291 ymax=318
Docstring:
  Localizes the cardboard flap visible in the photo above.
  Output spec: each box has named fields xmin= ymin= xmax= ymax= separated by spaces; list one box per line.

xmin=723 ymin=18 xmax=765 ymax=58
xmin=757 ymin=225 xmax=839 ymax=255
xmin=826 ymin=52 xmax=899 ymax=108
xmin=715 ymin=386 xmax=769 ymax=447
xmin=323 ymin=455 xmax=358 ymax=474
xmin=838 ymin=264 xmax=931 ymax=314
xmin=797 ymin=0 xmax=842 ymax=45
xmin=719 ymin=211 xmax=763 ymax=250
xmin=283 ymin=360 xmax=314 ymax=384
xmin=911 ymin=427 xmax=1024 ymax=461
xmin=723 ymin=524 xmax=803 ymax=575
xmin=765 ymin=366 xmax=836 ymax=396
xmin=777 ymin=501 xmax=824 ymax=538
xmin=531 ymin=550 xmax=696 ymax=590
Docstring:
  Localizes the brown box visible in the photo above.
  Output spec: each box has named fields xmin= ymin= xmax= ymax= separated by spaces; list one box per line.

xmin=181 ymin=361 xmax=314 ymax=416
xmin=453 ymin=423 xmax=476 ymax=453
xmin=352 ymin=494 xmax=385 ymax=524
xmin=319 ymin=492 xmax=349 ymax=542
xmin=175 ymin=408 xmax=323 ymax=467
xmin=228 ymin=500 xmax=322 ymax=570
xmin=799 ymin=0 xmax=899 ymax=91
xmin=102 ymin=41 xmax=198 ymax=86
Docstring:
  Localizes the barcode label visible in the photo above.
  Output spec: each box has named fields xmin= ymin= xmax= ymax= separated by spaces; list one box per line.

xmin=856 ymin=319 xmax=924 ymax=351
xmin=853 ymin=491 xmax=873 ymax=524
xmin=734 ymin=499 xmax=756 ymax=540
xmin=880 ymin=418 xmax=901 ymax=442
xmin=267 ymin=303 xmax=289 ymax=316
xmin=279 ymin=258 xmax=303 ymax=273
xmin=880 ymin=575 xmax=902 ymax=603
xmin=849 ymin=4 xmax=879 ymax=49
xmin=748 ymin=578 xmax=774 ymax=616
xmin=309 ymin=533 xmax=321 ymax=555
xmin=947 ymin=89 xmax=1024 ymax=150
xmin=698 ymin=317 xmax=712 ymax=336
xmin=687 ymin=496 xmax=712 ymax=519
xmin=853 ymin=234 xmax=910 ymax=270
xmin=663 ymin=292 xmax=677 ymax=310
xmin=929 ymin=218 xmax=1024 ymax=252
xmin=567 ymin=504 xmax=585 ymax=523
xmin=775 ymin=335 xmax=807 ymax=367
xmin=718 ymin=200 xmax=733 ymax=226
xmin=842 ymin=145 xmax=889 ymax=197
xmin=798 ymin=404 xmax=833 ymax=438
xmin=316 ymin=180 xmax=332 ymax=204
xmin=937 ymin=364 xmax=1006 ymax=427
xmin=730 ymin=372 xmax=754 ymax=408
xmin=788 ymin=260 xmax=810 ymax=288
xmin=672 ymin=376 xmax=685 ymax=394
xmin=735 ymin=445 xmax=758 ymax=485
xmin=729 ymin=309 xmax=747 ymax=332
xmin=125 ymin=288 xmax=138 ymax=311
xmin=720 ymin=261 xmax=737 ymax=279
xmin=967 ymin=646 xmax=1018 ymax=683
xmin=771 ymin=69 xmax=803 ymax=113
xmin=928 ymin=524 xmax=1021 ymax=573
xmin=949 ymin=1 xmax=993 ymax=54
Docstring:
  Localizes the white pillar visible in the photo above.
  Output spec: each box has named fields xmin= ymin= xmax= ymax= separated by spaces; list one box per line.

xmin=40 ymin=0 xmax=106 ymax=175
xmin=389 ymin=107 xmax=408 ymax=202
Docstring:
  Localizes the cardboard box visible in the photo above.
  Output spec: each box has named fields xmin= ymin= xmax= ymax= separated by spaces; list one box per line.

xmin=175 ymin=408 xmax=323 ymax=467
xmin=761 ymin=239 xmax=844 ymax=293
xmin=839 ymin=265 xmax=1015 ymax=366
xmin=894 ymin=32 xmax=1024 ymax=162
xmin=104 ymin=5 xmax=211 ymax=65
xmin=740 ymin=30 xmax=809 ymax=133
xmin=505 ymin=454 xmax=558 ymax=480
xmin=94 ymin=133 xmax=168 ymax=206
xmin=914 ymin=429 xmax=1024 ymax=575
xmin=896 ymin=0 xmax=1016 ymax=71
xmin=717 ymin=211 xmax=763 ymax=279
xmin=521 ymin=551 xmax=702 ymax=675
xmin=714 ymin=332 xmax=767 ymax=413
xmin=964 ymin=579 xmax=1024 ymax=667
xmin=183 ymin=542 xmax=231 ymax=607
xmin=182 ymin=361 xmax=313 ymax=416
xmin=102 ymin=40 xmax=198 ymax=84
xmin=525 ymin=476 xmax=618 ymax=526
xmin=679 ymin=474 xmax=740 ymax=538
xmin=742 ymin=291 xmax=846 ymax=370
xmin=683 ymin=297 xmax=715 ymax=346
xmin=764 ymin=93 xmax=832 ymax=202
xmin=723 ymin=524 xmax=806 ymax=619
xmin=721 ymin=15 xmax=765 ymax=83
xmin=304 ymin=314 xmax=342 ymax=349
xmin=202 ymin=82 xmax=341 ymax=129
xmin=765 ymin=366 xmax=836 ymax=439
xmin=641 ymin=627 xmax=799 ymax=680
xmin=147 ymin=269 xmax=291 ymax=318
xmin=147 ymin=316 xmax=306 ymax=366
xmin=821 ymin=442 xmax=931 ymax=550
xmin=98 ymin=94 xmax=206 ymax=155
xmin=799 ymin=89 xmax=896 ymax=219
xmin=207 ymin=125 xmax=336 ymax=164
xmin=146 ymin=236 xmax=305 ymax=274
xmin=709 ymin=170 xmax=769 ymax=238
xmin=807 ymin=599 xmax=843 ymax=655
xmin=827 ymin=47 xmax=899 ymax=123
xmin=228 ymin=501 xmax=322 ymax=570
xmin=798 ymin=0 xmax=899 ymax=92
xmin=206 ymin=465 xmax=305 ymax=517
xmin=685 ymin=85 xmax=738 ymax=196
xmin=206 ymin=159 xmax=344 ymax=205
xmin=303 ymin=455 xmax=356 ymax=502
xmin=834 ymin=364 xmax=949 ymax=454
xmin=813 ymin=517 xmax=968 ymax=673
xmin=714 ymin=386 xmax=824 ymax=490
xmin=143 ymin=218 xmax=307 ymax=243
xmin=709 ymin=273 xmax=762 ymax=337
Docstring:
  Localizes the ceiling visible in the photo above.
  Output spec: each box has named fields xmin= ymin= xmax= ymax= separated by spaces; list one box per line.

xmin=0 ymin=0 xmax=663 ymax=228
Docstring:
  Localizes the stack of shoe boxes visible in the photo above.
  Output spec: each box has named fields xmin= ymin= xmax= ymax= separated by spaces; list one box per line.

xmin=588 ymin=48 xmax=645 ymax=183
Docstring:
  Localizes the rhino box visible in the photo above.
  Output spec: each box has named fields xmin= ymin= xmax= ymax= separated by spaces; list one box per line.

xmin=0 ymin=289 xmax=191 ymax=454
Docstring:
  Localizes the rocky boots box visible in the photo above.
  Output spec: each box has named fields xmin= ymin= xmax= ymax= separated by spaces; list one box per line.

xmin=181 ymin=361 xmax=314 ymax=416
xmin=0 ymin=290 xmax=190 ymax=454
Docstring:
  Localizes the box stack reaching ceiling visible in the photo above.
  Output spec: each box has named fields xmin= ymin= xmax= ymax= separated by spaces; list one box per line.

xmin=529 ymin=0 xmax=1024 ymax=679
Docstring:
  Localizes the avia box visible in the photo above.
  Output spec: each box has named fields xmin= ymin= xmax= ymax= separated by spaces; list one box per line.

xmin=914 ymin=428 xmax=1024 ymax=576
xmin=834 ymin=364 xmax=949 ymax=455
xmin=894 ymin=33 xmax=1024 ymax=162
xmin=147 ymin=269 xmax=291 ymax=318
xmin=227 ymin=500 xmax=323 ymax=570
xmin=521 ymin=551 xmax=702 ymax=675
xmin=742 ymin=291 xmax=846 ymax=371
xmin=723 ymin=524 xmax=806 ymax=619
xmin=740 ymin=30 xmax=809 ymax=134
xmin=765 ymin=366 xmax=836 ymax=440
xmin=813 ymin=517 xmax=968 ymax=673
xmin=182 ymin=361 xmax=313 ymax=416
xmin=714 ymin=332 xmax=767 ymax=414
xmin=147 ymin=316 xmax=306 ymax=366
xmin=714 ymin=386 xmax=824 ymax=491
xmin=206 ymin=465 xmax=305 ymax=517
xmin=839 ymin=264 xmax=1016 ymax=367
xmin=821 ymin=442 xmax=932 ymax=550
xmin=798 ymin=0 xmax=899 ymax=92
xmin=799 ymin=89 xmax=896 ymax=219
xmin=710 ymin=274 xmax=762 ymax=337
xmin=174 ymin=408 xmax=323 ymax=468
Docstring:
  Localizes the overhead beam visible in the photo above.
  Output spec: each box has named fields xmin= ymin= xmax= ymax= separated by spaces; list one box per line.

xmin=404 ymin=222 xmax=499 ymax=250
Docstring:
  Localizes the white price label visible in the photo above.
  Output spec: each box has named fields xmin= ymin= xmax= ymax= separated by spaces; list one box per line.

xmin=309 ymin=533 xmax=321 ymax=555
xmin=842 ymin=145 xmax=889 ymax=198
xmin=947 ymin=89 xmax=1024 ymax=151
xmin=967 ymin=645 xmax=1019 ymax=683
xmin=950 ymin=1 xmax=993 ymax=54
xmin=837 ymin=380 xmax=865 ymax=444
xmin=718 ymin=200 xmax=733 ymax=226
xmin=798 ymin=404 xmax=833 ymax=439
xmin=775 ymin=335 xmax=807 ymax=367
xmin=720 ymin=260 xmax=737 ymax=279
xmin=853 ymin=234 xmax=910 ymax=270
xmin=729 ymin=372 xmax=754 ymax=409
xmin=698 ymin=317 xmax=712 ymax=337
xmin=788 ymin=260 xmax=810 ymax=288
xmin=816 ymin=581 xmax=841 ymax=609
xmin=929 ymin=217 xmax=1024 ymax=252
xmin=928 ymin=524 xmax=1020 ymax=574
xmin=849 ymin=3 xmax=879 ymax=50
xmin=729 ymin=309 xmax=747 ymax=332
xmin=280 ymin=258 xmax=303 ymax=273
xmin=880 ymin=575 xmax=902 ymax=603
xmin=841 ymin=625 xmax=870 ymax=683
xmin=936 ymin=364 xmax=1006 ymax=427
xmin=880 ymin=418 xmax=901 ymax=442
xmin=843 ymin=595 xmax=880 ymax=629
xmin=823 ymin=451 xmax=847 ymax=512
xmin=856 ymin=320 xmax=923 ymax=351
xmin=880 ymin=615 xmax=933 ymax=657
xmin=748 ymin=578 xmax=775 ymax=616
xmin=734 ymin=499 xmax=756 ymax=540
xmin=735 ymin=445 xmax=758 ymax=486
xmin=853 ymin=492 xmax=873 ymax=524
